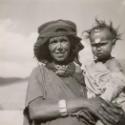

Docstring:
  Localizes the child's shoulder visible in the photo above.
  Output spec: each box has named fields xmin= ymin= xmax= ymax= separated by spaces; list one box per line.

xmin=82 ymin=59 xmax=109 ymax=74
xmin=105 ymin=57 xmax=123 ymax=72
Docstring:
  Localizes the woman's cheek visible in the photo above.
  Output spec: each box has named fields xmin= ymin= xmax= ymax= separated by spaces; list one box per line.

xmin=49 ymin=45 xmax=56 ymax=52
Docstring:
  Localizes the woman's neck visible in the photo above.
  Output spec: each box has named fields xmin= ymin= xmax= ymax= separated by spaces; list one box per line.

xmin=95 ymin=55 xmax=112 ymax=63
xmin=46 ymin=61 xmax=75 ymax=77
xmin=52 ymin=60 xmax=71 ymax=65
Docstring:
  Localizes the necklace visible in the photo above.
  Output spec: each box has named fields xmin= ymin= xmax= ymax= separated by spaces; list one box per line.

xmin=46 ymin=62 xmax=75 ymax=77
xmin=55 ymin=64 xmax=68 ymax=75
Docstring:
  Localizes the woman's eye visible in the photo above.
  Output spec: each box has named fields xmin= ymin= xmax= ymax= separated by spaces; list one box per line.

xmin=61 ymin=39 xmax=68 ymax=43
xmin=49 ymin=40 xmax=57 ymax=44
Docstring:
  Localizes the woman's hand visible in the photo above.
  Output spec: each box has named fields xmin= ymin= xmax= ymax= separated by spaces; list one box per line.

xmin=101 ymin=102 xmax=125 ymax=125
xmin=86 ymin=97 xmax=124 ymax=125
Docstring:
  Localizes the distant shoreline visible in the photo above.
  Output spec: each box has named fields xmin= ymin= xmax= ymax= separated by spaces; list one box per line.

xmin=0 ymin=77 xmax=28 ymax=86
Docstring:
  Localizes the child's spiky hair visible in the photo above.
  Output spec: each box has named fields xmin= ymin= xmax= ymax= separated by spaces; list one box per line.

xmin=86 ymin=18 xmax=121 ymax=41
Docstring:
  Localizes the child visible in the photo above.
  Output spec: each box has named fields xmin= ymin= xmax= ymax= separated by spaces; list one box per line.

xmin=83 ymin=19 xmax=125 ymax=125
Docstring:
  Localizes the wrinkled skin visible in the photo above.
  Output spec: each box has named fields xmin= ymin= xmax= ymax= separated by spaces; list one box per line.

xmin=48 ymin=36 xmax=71 ymax=64
xmin=87 ymin=97 xmax=125 ymax=125
xmin=71 ymin=97 xmax=125 ymax=125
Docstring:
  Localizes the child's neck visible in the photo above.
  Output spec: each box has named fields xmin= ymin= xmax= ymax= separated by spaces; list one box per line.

xmin=95 ymin=55 xmax=113 ymax=63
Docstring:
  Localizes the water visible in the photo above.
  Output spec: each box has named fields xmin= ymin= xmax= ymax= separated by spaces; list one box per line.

xmin=0 ymin=110 xmax=23 ymax=125
xmin=0 ymin=81 xmax=28 ymax=125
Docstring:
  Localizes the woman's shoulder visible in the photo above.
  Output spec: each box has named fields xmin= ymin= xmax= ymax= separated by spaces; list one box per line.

xmin=73 ymin=62 xmax=83 ymax=74
xmin=30 ymin=63 xmax=47 ymax=76
xmin=73 ymin=62 xmax=85 ymax=84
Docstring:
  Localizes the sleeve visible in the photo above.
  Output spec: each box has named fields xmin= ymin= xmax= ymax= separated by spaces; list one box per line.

xmin=23 ymin=65 xmax=46 ymax=125
xmin=25 ymin=66 xmax=45 ymax=107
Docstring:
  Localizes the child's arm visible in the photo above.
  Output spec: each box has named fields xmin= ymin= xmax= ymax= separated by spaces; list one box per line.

xmin=101 ymin=58 xmax=125 ymax=101
xmin=105 ymin=58 xmax=124 ymax=73
xmin=101 ymin=72 xmax=125 ymax=102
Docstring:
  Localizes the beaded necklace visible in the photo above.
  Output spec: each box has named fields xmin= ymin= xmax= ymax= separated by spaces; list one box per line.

xmin=46 ymin=62 xmax=75 ymax=77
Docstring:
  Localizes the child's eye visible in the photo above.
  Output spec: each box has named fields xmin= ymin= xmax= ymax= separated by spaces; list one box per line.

xmin=92 ymin=44 xmax=96 ymax=47
xmin=91 ymin=43 xmax=97 ymax=47
xmin=101 ymin=43 xmax=107 ymax=46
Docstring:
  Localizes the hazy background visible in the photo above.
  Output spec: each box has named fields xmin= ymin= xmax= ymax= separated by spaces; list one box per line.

xmin=0 ymin=0 xmax=125 ymax=124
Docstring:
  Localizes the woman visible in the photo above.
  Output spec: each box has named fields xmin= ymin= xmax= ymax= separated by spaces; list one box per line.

xmin=23 ymin=19 xmax=124 ymax=125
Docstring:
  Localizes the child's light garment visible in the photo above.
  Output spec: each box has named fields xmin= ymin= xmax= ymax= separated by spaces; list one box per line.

xmin=83 ymin=59 xmax=125 ymax=109
xmin=83 ymin=59 xmax=125 ymax=125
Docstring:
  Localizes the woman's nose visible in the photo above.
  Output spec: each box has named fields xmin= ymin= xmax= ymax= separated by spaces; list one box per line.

xmin=56 ymin=42 xmax=63 ymax=49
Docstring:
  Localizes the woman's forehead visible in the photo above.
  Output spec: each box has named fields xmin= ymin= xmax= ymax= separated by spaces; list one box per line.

xmin=49 ymin=35 xmax=69 ymax=41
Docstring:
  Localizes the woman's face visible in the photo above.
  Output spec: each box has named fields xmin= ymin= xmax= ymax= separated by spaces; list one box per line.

xmin=48 ymin=36 xmax=71 ymax=63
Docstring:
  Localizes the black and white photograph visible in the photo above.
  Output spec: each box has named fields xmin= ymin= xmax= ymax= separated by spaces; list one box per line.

xmin=0 ymin=0 xmax=125 ymax=125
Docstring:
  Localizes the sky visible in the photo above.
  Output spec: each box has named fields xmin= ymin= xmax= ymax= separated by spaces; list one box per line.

xmin=0 ymin=0 xmax=125 ymax=77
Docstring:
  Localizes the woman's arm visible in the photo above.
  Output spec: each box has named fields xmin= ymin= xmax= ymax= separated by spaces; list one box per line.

xmin=28 ymin=97 xmax=88 ymax=121
xmin=29 ymin=98 xmax=60 ymax=121
xmin=87 ymin=97 xmax=125 ymax=125
xmin=29 ymin=96 xmax=125 ymax=124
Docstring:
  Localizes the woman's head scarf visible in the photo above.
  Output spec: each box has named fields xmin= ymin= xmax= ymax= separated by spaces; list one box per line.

xmin=34 ymin=19 xmax=84 ymax=62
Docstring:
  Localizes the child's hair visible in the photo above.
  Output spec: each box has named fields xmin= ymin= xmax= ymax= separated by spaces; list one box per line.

xmin=85 ymin=18 xmax=121 ymax=42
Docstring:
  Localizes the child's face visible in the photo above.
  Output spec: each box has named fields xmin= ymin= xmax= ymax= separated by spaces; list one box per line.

xmin=90 ymin=28 xmax=115 ymax=61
